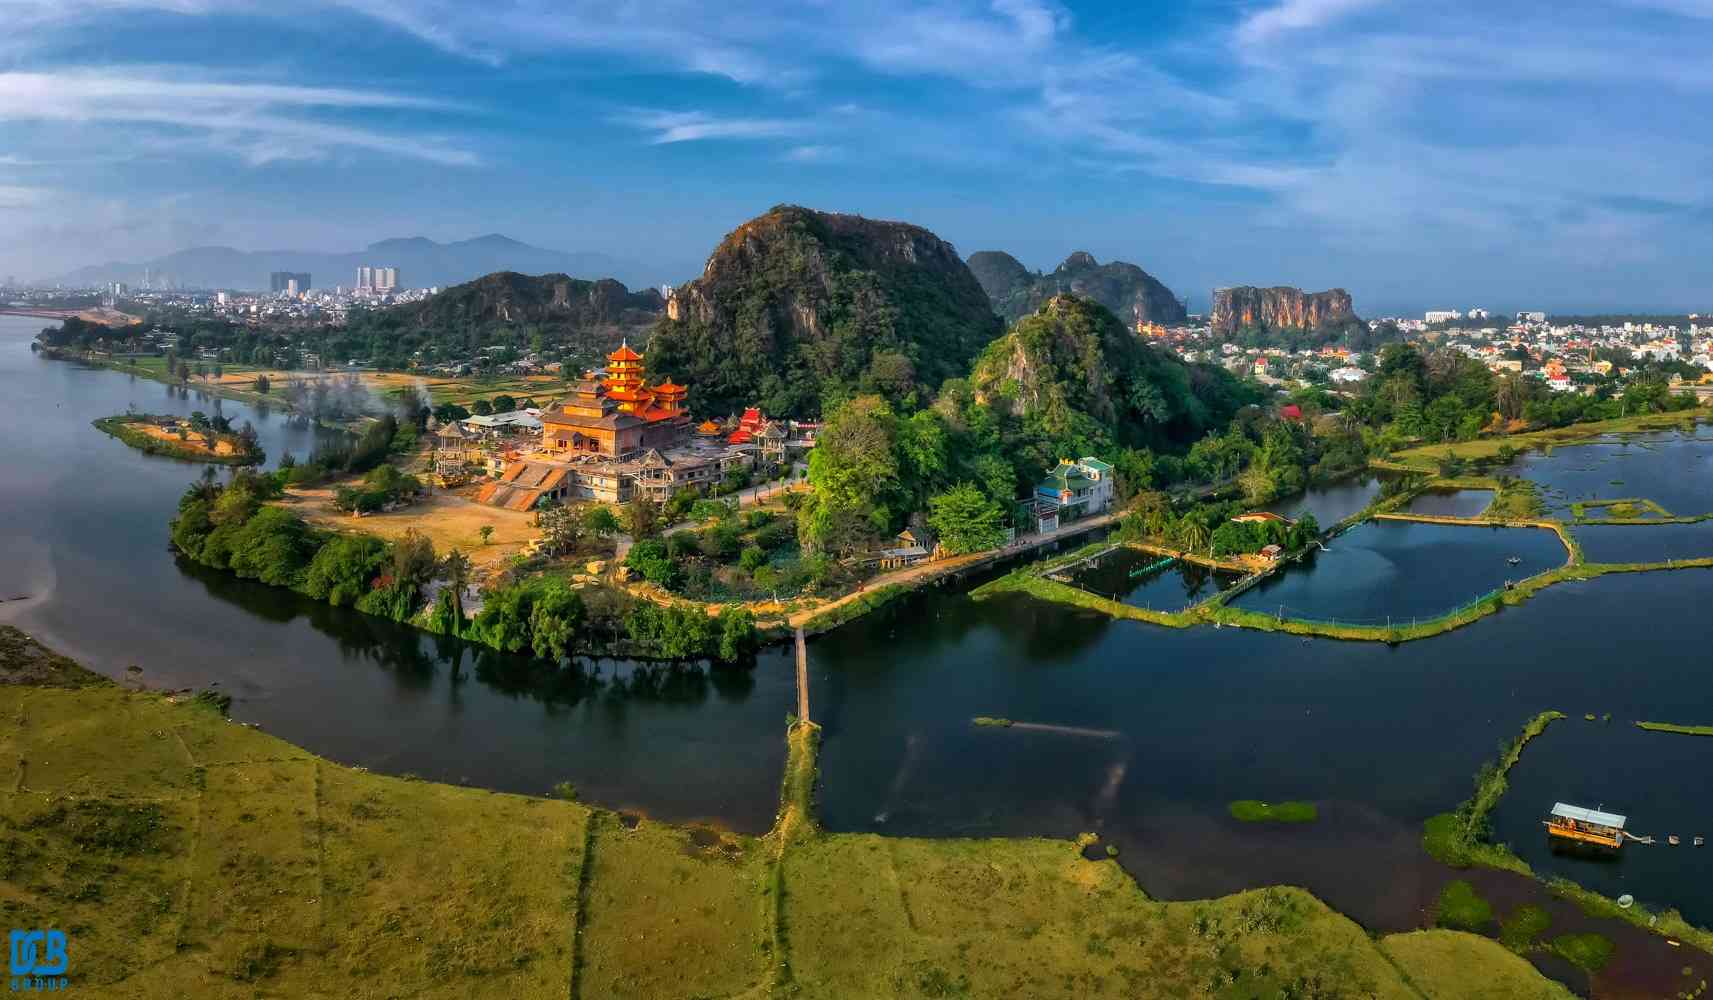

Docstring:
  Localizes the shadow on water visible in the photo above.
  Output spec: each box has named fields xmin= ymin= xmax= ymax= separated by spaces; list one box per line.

xmin=1067 ymin=548 xmax=1239 ymax=611
xmin=174 ymin=554 xmax=757 ymax=711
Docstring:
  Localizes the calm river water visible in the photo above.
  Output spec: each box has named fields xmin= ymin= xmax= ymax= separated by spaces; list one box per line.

xmin=5 ymin=316 xmax=1713 ymax=961
xmin=0 ymin=317 xmax=791 ymax=831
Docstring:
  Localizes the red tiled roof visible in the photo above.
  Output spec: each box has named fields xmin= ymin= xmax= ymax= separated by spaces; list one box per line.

xmin=608 ymin=343 xmax=643 ymax=362
xmin=728 ymin=430 xmax=753 ymax=444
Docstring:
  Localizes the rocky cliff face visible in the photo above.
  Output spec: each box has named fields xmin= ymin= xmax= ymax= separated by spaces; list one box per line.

xmin=1210 ymin=286 xmax=1356 ymax=335
xmin=968 ymin=250 xmax=1187 ymax=328
xmin=645 ymin=205 xmax=1004 ymax=418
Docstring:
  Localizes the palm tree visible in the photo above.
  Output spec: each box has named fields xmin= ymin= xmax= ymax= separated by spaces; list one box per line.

xmin=439 ymin=549 xmax=472 ymax=633
xmin=1177 ymin=517 xmax=1209 ymax=556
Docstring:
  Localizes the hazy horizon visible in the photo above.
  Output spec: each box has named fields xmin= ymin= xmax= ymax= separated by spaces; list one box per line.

xmin=6 ymin=1 xmax=1713 ymax=315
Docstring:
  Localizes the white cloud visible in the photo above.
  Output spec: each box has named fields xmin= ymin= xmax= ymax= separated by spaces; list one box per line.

xmin=0 ymin=71 xmax=477 ymax=167
xmin=0 ymin=184 xmax=50 ymax=209
xmin=1236 ymin=0 xmax=1384 ymax=45
xmin=783 ymin=144 xmax=841 ymax=163
xmin=628 ymin=110 xmax=809 ymax=145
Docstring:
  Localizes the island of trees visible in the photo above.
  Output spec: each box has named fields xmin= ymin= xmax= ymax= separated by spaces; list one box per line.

xmin=93 ymin=410 xmax=265 ymax=465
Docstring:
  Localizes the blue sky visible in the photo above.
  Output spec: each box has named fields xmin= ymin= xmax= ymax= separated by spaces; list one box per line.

xmin=3 ymin=0 xmax=1711 ymax=314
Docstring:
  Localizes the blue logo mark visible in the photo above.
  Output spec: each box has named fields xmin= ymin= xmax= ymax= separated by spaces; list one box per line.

xmin=8 ymin=930 xmax=68 ymax=991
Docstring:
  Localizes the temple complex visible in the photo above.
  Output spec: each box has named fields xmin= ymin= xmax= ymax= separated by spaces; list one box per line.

xmin=474 ymin=342 xmax=761 ymax=511
xmin=539 ymin=343 xmax=692 ymax=459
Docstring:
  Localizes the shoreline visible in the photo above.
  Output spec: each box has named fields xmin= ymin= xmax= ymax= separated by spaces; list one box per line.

xmin=40 ymin=347 xmax=371 ymax=434
xmin=92 ymin=413 xmax=265 ymax=466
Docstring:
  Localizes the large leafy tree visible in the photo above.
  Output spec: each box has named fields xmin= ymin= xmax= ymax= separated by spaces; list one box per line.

xmin=927 ymin=483 xmax=1009 ymax=556
xmin=798 ymin=394 xmax=901 ymax=552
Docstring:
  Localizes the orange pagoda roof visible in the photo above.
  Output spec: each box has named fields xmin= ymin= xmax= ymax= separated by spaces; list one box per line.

xmin=654 ymin=379 xmax=687 ymax=394
xmin=608 ymin=343 xmax=643 ymax=362
xmin=729 ymin=430 xmax=754 ymax=445
xmin=697 ymin=420 xmax=722 ymax=435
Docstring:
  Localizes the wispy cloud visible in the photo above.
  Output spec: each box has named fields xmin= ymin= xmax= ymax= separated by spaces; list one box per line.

xmin=0 ymin=71 xmax=478 ymax=166
xmin=1235 ymin=0 xmax=1384 ymax=45
xmin=783 ymin=144 xmax=841 ymax=163
xmin=627 ymin=110 xmax=809 ymax=145
xmin=0 ymin=184 xmax=50 ymax=209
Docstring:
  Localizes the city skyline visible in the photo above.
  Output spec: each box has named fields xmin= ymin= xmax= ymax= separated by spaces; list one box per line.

xmin=4 ymin=1 xmax=1713 ymax=314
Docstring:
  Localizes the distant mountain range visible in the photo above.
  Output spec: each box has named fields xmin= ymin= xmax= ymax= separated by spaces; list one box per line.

xmin=47 ymin=234 xmax=658 ymax=293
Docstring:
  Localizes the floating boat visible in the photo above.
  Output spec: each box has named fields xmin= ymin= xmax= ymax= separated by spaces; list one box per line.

xmin=1696 ymin=836 xmax=1705 ymax=847
xmin=1669 ymin=835 xmax=1681 ymax=846
xmin=1547 ymin=803 xmax=1626 ymax=851
xmin=1507 ymin=555 xmax=1522 ymax=565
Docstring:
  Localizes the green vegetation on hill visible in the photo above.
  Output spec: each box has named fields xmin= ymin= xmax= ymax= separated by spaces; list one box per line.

xmin=341 ymin=271 xmax=662 ymax=369
xmin=967 ymin=249 xmax=1187 ymax=326
xmin=790 ymin=295 xmax=1279 ymax=555
xmin=38 ymin=272 xmax=661 ymax=376
xmin=645 ymin=205 xmax=1005 ymax=418
xmin=0 ymin=627 xmax=1577 ymax=1000
xmin=969 ymin=294 xmax=1256 ymax=462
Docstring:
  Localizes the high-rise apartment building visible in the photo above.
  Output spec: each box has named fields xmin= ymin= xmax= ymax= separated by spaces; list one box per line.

xmin=270 ymin=271 xmax=311 ymax=293
xmin=356 ymin=266 xmax=399 ymax=292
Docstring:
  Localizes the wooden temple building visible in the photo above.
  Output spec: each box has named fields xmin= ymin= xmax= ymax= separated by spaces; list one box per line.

xmin=475 ymin=342 xmax=753 ymax=511
xmin=539 ymin=343 xmax=692 ymax=459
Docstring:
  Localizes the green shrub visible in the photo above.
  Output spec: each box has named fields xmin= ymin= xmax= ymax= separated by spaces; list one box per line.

xmin=1550 ymin=932 xmax=1615 ymax=972
xmin=1499 ymin=905 xmax=1551 ymax=952
xmin=1227 ymin=800 xmax=1317 ymax=823
xmin=1434 ymin=880 xmax=1494 ymax=931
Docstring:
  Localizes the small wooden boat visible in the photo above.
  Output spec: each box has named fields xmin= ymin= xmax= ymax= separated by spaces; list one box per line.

xmin=1695 ymin=836 xmax=1705 ymax=847
xmin=1507 ymin=556 xmax=1522 ymax=565
xmin=1669 ymin=835 xmax=1681 ymax=846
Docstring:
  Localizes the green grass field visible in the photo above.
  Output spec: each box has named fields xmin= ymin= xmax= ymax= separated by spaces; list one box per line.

xmin=1381 ymin=930 xmax=1576 ymax=999
xmin=0 ymin=626 xmax=1576 ymax=998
